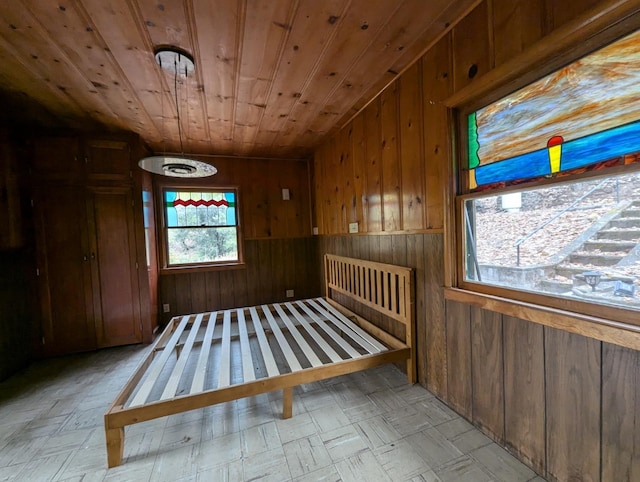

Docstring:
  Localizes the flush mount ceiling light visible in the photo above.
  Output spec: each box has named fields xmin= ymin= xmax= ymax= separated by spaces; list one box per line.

xmin=138 ymin=155 xmax=217 ymax=177
xmin=138 ymin=46 xmax=216 ymax=178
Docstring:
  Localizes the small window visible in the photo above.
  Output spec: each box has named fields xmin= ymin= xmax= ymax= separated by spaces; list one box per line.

xmin=162 ymin=188 xmax=241 ymax=268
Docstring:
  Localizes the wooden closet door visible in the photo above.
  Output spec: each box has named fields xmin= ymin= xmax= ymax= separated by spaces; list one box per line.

xmin=87 ymin=187 xmax=142 ymax=347
xmin=34 ymin=185 xmax=96 ymax=355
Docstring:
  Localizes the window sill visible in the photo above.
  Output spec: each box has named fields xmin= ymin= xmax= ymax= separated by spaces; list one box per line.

xmin=160 ymin=262 xmax=246 ymax=276
xmin=444 ymin=287 xmax=640 ymax=351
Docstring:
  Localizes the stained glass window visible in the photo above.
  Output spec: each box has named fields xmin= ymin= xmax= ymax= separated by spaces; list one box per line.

xmin=467 ymin=29 xmax=640 ymax=192
xmin=460 ymin=27 xmax=640 ymax=318
xmin=163 ymin=189 xmax=239 ymax=266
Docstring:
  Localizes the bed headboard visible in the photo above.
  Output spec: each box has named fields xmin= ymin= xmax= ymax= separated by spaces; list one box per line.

xmin=324 ymin=254 xmax=415 ymax=382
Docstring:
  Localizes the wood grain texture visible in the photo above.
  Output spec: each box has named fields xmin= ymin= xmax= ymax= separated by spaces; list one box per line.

xmin=0 ymin=0 xmax=486 ymax=159
xmin=398 ymin=62 xmax=424 ymax=231
xmin=159 ymin=237 xmax=320 ymax=324
xmin=380 ymin=82 xmax=401 ymax=232
xmin=451 ymin=0 xmax=492 ymax=93
xmin=601 ymin=342 xmax=640 ymax=482
xmin=545 ymin=0 xmax=603 ymax=32
xmin=364 ymin=99 xmax=383 ymax=233
xmin=503 ymin=315 xmax=545 ymax=474
xmin=421 ymin=235 xmax=446 ymax=399
xmin=33 ymin=184 xmax=96 ymax=356
xmin=491 ymin=0 xmax=546 ymax=67
xmin=545 ymin=327 xmax=601 ymax=482
xmin=470 ymin=306 xmax=504 ymax=442
xmin=351 ymin=114 xmax=367 ymax=232
xmin=421 ymin=33 xmax=452 ymax=231
xmin=87 ymin=187 xmax=142 ymax=348
xmin=156 ymin=155 xmax=311 ymax=243
xmin=445 ymin=299 xmax=472 ymax=418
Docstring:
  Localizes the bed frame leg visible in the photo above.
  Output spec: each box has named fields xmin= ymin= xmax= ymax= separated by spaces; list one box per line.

xmin=282 ymin=387 xmax=293 ymax=419
xmin=105 ymin=424 xmax=124 ymax=468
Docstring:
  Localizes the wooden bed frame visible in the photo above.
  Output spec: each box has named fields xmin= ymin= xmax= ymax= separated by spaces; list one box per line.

xmin=104 ymin=254 xmax=414 ymax=467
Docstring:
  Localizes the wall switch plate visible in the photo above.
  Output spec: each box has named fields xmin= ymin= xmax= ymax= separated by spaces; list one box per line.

xmin=348 ymin=222 xmax=359 ymax=233
xmin=286 ymin=289 xmax=294 ymax=298
xmin=162 ymin=303 xmax=170 ymax=313
xmin=282 ymin=188 xmax=290 ymax=200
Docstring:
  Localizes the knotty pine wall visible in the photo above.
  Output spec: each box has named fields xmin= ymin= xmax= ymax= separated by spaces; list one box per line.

xmin=158 ymin=156 xmax=320 ymax=325
xmin=314 ymin=1 xmax=638 ymax=481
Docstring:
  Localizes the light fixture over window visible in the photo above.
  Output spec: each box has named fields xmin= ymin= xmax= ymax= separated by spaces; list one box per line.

xmin=138 ymin=46 xmax=217 ymax=178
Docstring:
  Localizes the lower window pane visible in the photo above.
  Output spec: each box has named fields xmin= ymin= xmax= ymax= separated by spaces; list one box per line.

xmin=167 ymin=227 xmax=238 ymax=265
xmin=464 ymin=171 xmax=640 ymax=311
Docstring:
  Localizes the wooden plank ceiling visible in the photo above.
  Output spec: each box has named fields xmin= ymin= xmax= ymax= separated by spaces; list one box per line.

xmin=0 ymin=0 xmax=475 ymax=159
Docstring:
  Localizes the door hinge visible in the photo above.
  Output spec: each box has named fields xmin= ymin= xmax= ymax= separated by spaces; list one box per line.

xmin=135 ymin=261 xmax=139 ymax=270
xmin=41 ymin=336 xmax=45 ymax=345
xmin=30 ymin=199 xmax=34 ymax=208
xmin=132 ymin=199 xmax=135 ymax=207
xmin=36 ymin=268 xmax=40 ymax=276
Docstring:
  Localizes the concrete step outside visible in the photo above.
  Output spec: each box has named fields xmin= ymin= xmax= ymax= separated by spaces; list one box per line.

xmin=553 ymin=264 xmax=635 ymax=282
xmin=596 ymin=229 xmax=640 ymax=241
xmin=581 ymin=240 xmax=638 ymax=252
xmin=539 ymin=279 xmax=573 ymax=294
xmin=569 ymin=253 xmax=625 ymax=266
xmin=608 ymin=218 xmax=640 ymax=229
xmin=621 ymin=208 xmax=640 ymax=217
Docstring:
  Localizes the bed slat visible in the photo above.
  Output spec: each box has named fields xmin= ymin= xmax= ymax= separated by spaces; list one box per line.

xmin=190 ymin=312 xmax=217 ymax=394
xmin=261 ymin=305 xmax=302 ymax=372
xmin=311 ymin=298 xmax=386 ymax=353
xmin=292 ymin=300 xmax=361 ymax=359
xmin=218 ymin=310 xmax=233 ymax=388
xmin=237 ymin=309 xmax=256 ymax=382
xmin=273 ymin=303 xmax=322 ymax=367
xmin=249 ymin=307 xmax=279 ymax=377
xmin=129 ymin=315 xmax=191 ymax=407
xmin=160 ymin=313 xmax=204 ymax=400
xmin=284 ymin=302 xmax=342 ymax=362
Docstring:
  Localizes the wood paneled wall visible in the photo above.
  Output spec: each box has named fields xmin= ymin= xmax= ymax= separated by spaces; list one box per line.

xmin=442 ymin=300 xmax=640 ymax=481
xmin=159 ymin=237 xmax=320 ymax=325
xmin=157 ymin=155 xmax=317 ymax=324
xmin=313 ymin=0 xmax=607 ymax=236
xmin=175 ymin=156 xmax=312 ymax=240
xmin=318 ymin=234 xmax=445 ymax=395
xmin=314 ymin=1 xmax=639 ymax=481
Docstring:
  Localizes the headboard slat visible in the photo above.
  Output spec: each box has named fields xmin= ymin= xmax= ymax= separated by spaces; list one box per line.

xmin=324 ymin=254 xmax=413 ymax=328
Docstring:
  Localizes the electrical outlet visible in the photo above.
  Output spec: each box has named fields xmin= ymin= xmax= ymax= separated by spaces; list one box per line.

xmin=348 ymin=222 xmax=359 ymax=233
xmin=312 ymin=226 xmax=319 ymax=235
xmin=163 ymin=303 xmax=170 ymax=313
xmin=286 ymin=289 xmax=294 ymax=298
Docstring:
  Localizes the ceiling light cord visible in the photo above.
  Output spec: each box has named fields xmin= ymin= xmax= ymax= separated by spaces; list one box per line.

xmin=174 ymin=55 xmax=184 ymax=155
xmin=138 ymin=46 xmax=216 ymax=178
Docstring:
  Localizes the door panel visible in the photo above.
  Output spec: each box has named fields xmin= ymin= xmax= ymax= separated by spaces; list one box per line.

xmin=88 ymin=188 xmax=142 ymax=347
xmin=34 ymin=186 xmax=95 ymax=354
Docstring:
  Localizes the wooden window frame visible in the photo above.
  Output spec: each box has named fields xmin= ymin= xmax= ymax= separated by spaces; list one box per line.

xmin=156 ymin=181 xmax=244 ymax=275
xmin=442 ymin=3 xmax=640 ymax=350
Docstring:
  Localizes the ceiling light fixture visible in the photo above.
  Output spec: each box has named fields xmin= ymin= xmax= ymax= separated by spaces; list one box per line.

xmin=138 ymin=46 xmax=217 ymax=178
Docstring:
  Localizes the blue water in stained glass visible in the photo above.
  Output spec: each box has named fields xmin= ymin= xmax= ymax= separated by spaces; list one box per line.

xmin=475 ymin=119 xmax=640 ymax=186
xmin=224 ymin=192 xmax=236 ymax=225
xmin=165 ymin=191 xmax=178 ymax=227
